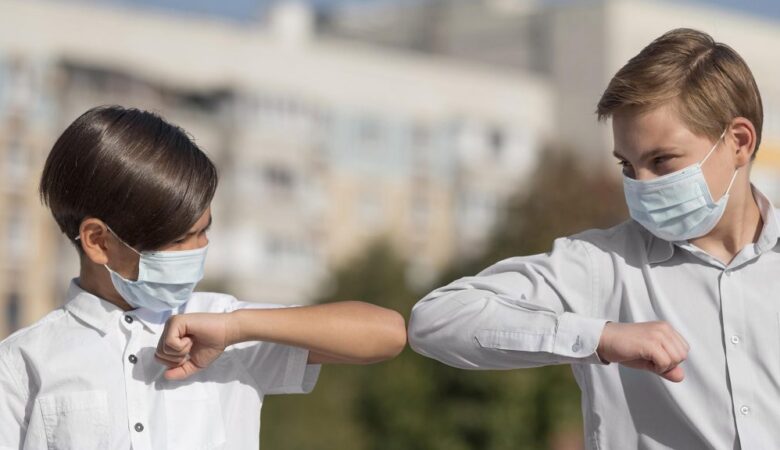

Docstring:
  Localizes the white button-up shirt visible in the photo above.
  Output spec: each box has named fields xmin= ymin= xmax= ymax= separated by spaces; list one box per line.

xmin=0 ymin=281 xmax=320 ymax=450
xmin=409 ymin=187 xmax=780 ymax=449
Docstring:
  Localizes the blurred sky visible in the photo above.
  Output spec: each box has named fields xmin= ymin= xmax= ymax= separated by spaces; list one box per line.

xmin=80 ymin=0 xmax=780 ymax=23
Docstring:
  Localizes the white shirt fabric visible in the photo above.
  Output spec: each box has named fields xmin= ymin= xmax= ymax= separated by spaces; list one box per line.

xmin=0 ymin=281 xmax=320 ymax=450
xmin=409 ymin=186 xmax=780 ymax=449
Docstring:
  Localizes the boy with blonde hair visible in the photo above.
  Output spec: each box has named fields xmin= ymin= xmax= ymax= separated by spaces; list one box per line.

xmin=410 ymin=28 xmax=773 ymax=449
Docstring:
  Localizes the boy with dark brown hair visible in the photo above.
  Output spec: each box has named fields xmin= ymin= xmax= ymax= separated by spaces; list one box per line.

xmin=0 ymin=106 xmax=406 ymax=449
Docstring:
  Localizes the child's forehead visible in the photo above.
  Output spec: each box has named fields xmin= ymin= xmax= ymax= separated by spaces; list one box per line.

xmin=611 ymin=105 xmax=698 ymax=154
xmin=613 ymin=103 xmax=684 ymax=132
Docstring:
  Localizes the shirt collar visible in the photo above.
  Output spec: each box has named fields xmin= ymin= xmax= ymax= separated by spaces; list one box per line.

xmin=751 ymin=186 xmax=780 ymax=253
xmin=646 ymin=233 xmax=676 ymax=265
xmin=645 ymin=184 xmax=780 ymax=265
xmin=64 ymin=279 xmax=169 ymax=335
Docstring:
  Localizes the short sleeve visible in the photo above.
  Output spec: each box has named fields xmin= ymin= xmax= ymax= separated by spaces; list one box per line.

xmin=0 ymin=345 xmax=29 ymax=448
xmin=225 ymin=301 xmax=321 ymax=396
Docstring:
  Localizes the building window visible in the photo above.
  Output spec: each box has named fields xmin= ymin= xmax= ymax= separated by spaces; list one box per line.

xmin=6 ymin=292 xmax=19 ymax=333
xmin=265 ymin=235 xmax=315 ymax=267
xmin=262 ymin=165 xmax=295 ymax=191
xmin=6 ymin=211 xmax=26 ymax=260
xmin=411 ymin=195 xmax=429 ymax=230
xmin=359 ymin=191 xmax=382 ymax=227
xmin=359 ymin=117 xmax=382 ymax=145
xmin=412 ymin=124 xmax=430 ymax=149
xmin=5 ymin=135 xmax=28 ymax=188
xmin=0 ymin=59 xmax=6 ymax=111
xmin=489 ymin=127 xmax=505 ymax=158
xmin=459 ymin=190 xmax=497 ymax=230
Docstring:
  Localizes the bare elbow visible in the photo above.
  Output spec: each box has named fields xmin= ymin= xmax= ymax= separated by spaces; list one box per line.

xmin=387 ymin=309 xmax=408 ymax=358
xmin=349 ymin=305 xmax=407 ymax=364
xmin=371 ymin=308 xmax=407 ymax=362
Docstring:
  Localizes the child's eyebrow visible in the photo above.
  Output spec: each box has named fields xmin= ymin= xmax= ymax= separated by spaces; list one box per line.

xmin=613 ymin=147 xmax=676 ymax=162
xmin=179 ymin=216 xmax=213 ymax=239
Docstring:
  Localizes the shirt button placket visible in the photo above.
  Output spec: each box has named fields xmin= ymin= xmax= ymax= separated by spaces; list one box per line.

xmin=720 ymin=268 xmax=758 ymax=447
xmin=122 ymin=318 xmax=152 ymax=449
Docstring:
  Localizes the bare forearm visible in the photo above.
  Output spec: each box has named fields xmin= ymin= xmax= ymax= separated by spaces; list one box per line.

xmin=227 ymin=301 xmax=407 ymax=364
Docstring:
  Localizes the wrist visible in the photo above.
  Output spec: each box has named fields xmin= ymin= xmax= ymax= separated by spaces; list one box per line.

xmin=596 ymin=321 xmax=613 ymax=364
xmin=225 ymin=311 xmax=243 ymax=347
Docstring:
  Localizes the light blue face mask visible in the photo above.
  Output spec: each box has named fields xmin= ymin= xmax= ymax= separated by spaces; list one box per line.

xmin=623 ymin=130 xmax=738 ymax=242
xmin=102 ymin=227 xmax=208 ymax=312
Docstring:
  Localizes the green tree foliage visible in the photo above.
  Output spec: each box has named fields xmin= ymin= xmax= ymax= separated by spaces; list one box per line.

xmin=261 ymin=148 xmax=626 ymax=450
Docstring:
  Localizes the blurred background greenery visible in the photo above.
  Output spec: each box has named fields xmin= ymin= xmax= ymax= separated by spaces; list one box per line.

xmin=261 ymin=148 xmax=626 ymax=450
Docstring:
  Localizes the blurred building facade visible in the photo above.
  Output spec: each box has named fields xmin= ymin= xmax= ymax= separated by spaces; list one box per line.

xmin=0 ymin=0 xmax=552 ymax=336
xmin=326 ymin=0 xmax=780 ymax=196
xmin=3 ymin=0 xmax=780 ymax=337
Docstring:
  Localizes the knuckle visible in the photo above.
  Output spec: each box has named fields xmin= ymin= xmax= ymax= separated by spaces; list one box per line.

xmin=651 ymin=345 xmax=667 ymax=360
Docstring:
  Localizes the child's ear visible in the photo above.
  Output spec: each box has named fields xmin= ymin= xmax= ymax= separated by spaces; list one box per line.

xmin=79 ymin=218 xmax=110 ymax=265
xmin=729 ymin=117 xmax=757 ymax=166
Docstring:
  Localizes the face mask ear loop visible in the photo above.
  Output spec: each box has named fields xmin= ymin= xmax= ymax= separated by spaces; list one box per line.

xmin=102 ymin=224 xmax=144 ymax=281
xmin=73 ymin=224 xmax=142 ymax=256
xmin=700 ymin=129 xmax=728 ymax=167
xmin=105 ymin=225 xmax=143 ymax=257
xmin=724 ymin=167 xmax=740 ymax=197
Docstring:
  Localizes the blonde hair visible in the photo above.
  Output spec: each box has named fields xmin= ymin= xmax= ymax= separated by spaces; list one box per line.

xmin=597 ymin=28 xmax=763 ymax=157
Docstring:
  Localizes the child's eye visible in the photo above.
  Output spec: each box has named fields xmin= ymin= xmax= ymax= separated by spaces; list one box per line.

xmin=653 ymin=156 xmax=671 ymax=166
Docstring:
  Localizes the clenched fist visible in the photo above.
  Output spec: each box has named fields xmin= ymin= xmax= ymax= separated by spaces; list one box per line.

xmin=155 ymin=313 xmax=240 ymax=381
xmin=597 ymin=321 xmax=689 ymax=382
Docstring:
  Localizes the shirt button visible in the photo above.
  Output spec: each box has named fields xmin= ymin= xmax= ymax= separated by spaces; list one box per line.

xmin=134 ymin=422 xmax=144 ymax=432
xmin=124 ymin=315 xmax=134 ymax=324
xmin=128 ymin=354 xmax=138 ymax=364
xmin=740 ymin=405 xmax=750 ymax=415
xmin=571 ymin=337 xmax=582 ymax=353
xmin=730 ymin=335 xmax=740 ymax=344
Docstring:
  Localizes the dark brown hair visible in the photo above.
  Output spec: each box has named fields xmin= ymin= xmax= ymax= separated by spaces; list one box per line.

xmin=39 ymin=105 xmax=218 ymax=251
xmin=597 ymin=28 xmax=763 ymax=157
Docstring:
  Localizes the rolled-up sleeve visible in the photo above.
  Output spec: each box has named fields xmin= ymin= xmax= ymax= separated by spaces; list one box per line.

xmin=408 ymin=237 xmax=609 ymax=370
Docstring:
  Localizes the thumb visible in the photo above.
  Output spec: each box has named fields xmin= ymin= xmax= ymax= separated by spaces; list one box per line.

xmin=660 ymin=365 xmax=685 ymax=383
xmin=164 ymin=335 xmax=193 ymax=355
xmin=622 ymin=359 xmax=685 ymax=382
xmin=163 ymin=360 xmax=202 ymax=381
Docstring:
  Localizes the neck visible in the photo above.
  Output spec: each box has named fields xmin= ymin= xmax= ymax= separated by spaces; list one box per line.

xmin=689 ymin=181 xmax=762 ymax=265
xmin=78 ymin=258 xmax=135 ymax=311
